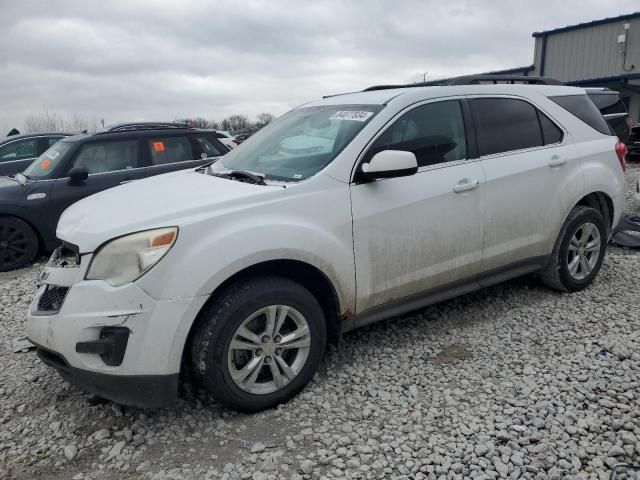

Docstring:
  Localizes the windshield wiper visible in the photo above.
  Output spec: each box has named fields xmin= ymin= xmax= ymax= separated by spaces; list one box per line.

xmin=212 ymin=170 xmax=267 ymax=185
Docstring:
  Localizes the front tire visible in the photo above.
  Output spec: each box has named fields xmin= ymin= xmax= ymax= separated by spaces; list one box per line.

xmin=540 ymin=206 xmax=607 ymax=292
xmin=0 ymin=216 xmax=38 ymax=272
xmin=190 ymin=276 xmax=326 ymax=412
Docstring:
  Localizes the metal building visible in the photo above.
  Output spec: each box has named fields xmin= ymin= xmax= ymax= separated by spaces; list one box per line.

xmin=422 ymin=12 xmax=640 ymax=123
xmin=531 ymin=12 xmax=640 ymax=120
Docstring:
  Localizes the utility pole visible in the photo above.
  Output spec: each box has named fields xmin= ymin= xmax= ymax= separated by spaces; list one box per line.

xmin=423 ymin=72 xmax=429 ymax=82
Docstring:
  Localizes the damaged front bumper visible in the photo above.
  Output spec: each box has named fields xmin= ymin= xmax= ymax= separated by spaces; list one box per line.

xmin=26 ymin=250 xmax=207 ymax=408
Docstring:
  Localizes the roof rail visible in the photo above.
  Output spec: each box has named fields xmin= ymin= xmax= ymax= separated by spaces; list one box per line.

xmin=444 ymin=75 xmax=564 ymax=86
xmin=103 ymin=122 xmax=193 ymax=133
xmin=362 ymin=75 xmax=564 ymax=92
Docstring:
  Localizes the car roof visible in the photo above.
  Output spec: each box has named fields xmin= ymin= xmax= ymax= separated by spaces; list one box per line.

xmin=0 ymin=132 xmax=71 ymax=144
xmin=60 ymin=127 xmax=216 ymax=143
xmin=303 ymin=84 xmax=585 ymax=108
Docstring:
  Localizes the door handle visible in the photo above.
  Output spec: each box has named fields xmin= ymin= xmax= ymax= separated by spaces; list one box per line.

xmin=548 ymin=156 xmax=567 ymax=167
xmin=453 ymin=178 xmax=480 ymax=193
xmin=120 ymin=179 xmax=137 ymax=185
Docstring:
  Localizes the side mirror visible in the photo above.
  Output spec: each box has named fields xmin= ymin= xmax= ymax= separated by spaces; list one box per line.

xmin=68 ymin=165 xmax=89 ymax=183
xmin=361 ymin=150 xmax=418 ymax=180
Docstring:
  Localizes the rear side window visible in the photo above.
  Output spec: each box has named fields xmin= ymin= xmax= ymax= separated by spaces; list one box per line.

xmin=471 ymin=98 xmax=543 ymax=156
xmin=550 ymin=94 xmax=612 ymax=135
xmin=73 ymin=140 xmax=139 ymax=174
xmin=148 ymin=137 xmax=194 ymax=165
xmin=367 ymin=100 xmax=467 ymax=167
xmin=0 ymin=138 xmax=38 ymax=163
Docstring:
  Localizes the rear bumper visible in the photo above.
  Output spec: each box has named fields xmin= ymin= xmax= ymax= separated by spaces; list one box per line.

xmin=33 ymin=341 xmax=178 ymax=408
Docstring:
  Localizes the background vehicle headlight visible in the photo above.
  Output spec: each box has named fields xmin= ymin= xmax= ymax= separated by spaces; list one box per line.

xmin=86 ymin=227 xmax=178 ymax=286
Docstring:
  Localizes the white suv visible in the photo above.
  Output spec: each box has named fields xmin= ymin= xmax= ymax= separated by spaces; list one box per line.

xmin=27 ymin=82 xmax=627 ymax=411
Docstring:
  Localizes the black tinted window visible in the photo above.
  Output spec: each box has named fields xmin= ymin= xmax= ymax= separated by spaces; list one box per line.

xmin=550 ymin=94 xmax=612 ymax=135
xmin=73 ymin=140 xmax=139 ymax=174
xmin=194 ymin=135 xmax=224 ymax=157
xmin=148 ymin=136 xmax=194 ymax=165
xmin=47 ymin=137 xmax=65 ymax=147
xmin=472 ymin=98 xmax=543 ymax=156
xmin=0 ymin=138 xmax=37 ymax=163
xmin=367 ymin=100 xmax=467 ymax=167
xmin=538 ymin=111 xmax=563 ymax=145
xmin=587 ymin=93 xmax=626 ymax=114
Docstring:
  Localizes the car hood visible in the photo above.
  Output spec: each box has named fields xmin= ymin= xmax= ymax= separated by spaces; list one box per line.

xmin=58 ymin=169 xmax=286 ymax=253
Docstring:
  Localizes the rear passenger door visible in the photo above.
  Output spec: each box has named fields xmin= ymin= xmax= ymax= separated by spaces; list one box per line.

xmin=144 ymin=133 xmax=225 ymax=178
xmin=470 ymin=96 xmax=583 ymax=274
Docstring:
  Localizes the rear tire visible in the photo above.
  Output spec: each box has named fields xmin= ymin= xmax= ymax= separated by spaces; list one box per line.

xmin=190 ymin=276 xmax=326 ymax=412
xmin=539 ymin=206 xmax=607 ymax=292
xmin=0 ymin=216 xmax=38 ymax=272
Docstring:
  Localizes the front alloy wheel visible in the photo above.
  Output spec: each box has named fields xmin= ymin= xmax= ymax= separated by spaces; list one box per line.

xmin=227 ymin=305 xmax=311 ymax=394
xmin=191 ymin=276 xmax=326 ymax=412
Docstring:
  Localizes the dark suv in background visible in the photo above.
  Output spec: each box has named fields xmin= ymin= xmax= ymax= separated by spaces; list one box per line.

xmin=0 ymin=123 xmax=228 ymax=271
xmin=0 ymin=133 xmax=71 ymax=176
xmin=585 ymin=88 xmax=633 ymax=143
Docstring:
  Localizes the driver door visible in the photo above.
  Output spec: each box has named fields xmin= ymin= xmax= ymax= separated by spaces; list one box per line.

xmin=48 ymin=139 xmax=147 ymax=236
xmin=350 ymin=99 xmax=486 ymax=318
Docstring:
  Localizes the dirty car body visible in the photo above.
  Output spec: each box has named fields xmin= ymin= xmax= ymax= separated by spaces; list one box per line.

xmin=27 ymin=83 xmax=626 ymax=410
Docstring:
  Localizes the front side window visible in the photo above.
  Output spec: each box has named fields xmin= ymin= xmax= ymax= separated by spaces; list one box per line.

xmin=72 ymin=140 xmax=139 ymax=174
xmin=148 ymin=136 xmax=194 ymax=165
xmin=0 ymin=138 xmax=38 ymax=163
xmin=472 ymin=98 xmax=543 ymax=156
xmin=366 ymin=100 xmax=467 ymax=167
xmin=211 ymin=105 xmax=382 ymax=182
xmin=23 ymin=141 xmax=75 ymax=179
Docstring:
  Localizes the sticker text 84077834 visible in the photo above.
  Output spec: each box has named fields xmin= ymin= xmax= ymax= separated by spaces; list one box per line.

xmin=329 ymin=111 xmax=373 ymax=122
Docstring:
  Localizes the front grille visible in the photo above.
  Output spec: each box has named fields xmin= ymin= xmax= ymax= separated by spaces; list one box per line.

xmin=37 ymin=285 xmax=69 ymax=312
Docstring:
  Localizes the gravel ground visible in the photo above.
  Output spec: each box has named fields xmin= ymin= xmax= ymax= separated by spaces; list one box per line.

xmin=1 ymin=164 xmax=639 ymax=480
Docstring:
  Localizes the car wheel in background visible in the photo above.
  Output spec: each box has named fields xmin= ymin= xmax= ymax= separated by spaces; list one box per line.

xmin=190 ymin=276 xmax=326 ymax=412
xmin=0 ymin=216 xmax=39 ymax=272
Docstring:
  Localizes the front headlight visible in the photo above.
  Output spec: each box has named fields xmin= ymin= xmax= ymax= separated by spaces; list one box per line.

xmin=86 ymin=227 xmax=178 ymax=286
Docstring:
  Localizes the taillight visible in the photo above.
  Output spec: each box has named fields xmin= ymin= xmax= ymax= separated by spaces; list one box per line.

xmin=615 ymin=141 xmax=627 ymax=172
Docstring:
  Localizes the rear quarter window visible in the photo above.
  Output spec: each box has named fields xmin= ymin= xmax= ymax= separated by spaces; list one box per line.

xmin=550 ymin=94 xmax=612 ymax=136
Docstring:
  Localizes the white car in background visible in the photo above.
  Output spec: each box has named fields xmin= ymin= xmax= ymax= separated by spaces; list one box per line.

xmin=213 ymin=130 xmax=239 ymax=149
xmin=28 ymin=78 xmax=626 ymax=412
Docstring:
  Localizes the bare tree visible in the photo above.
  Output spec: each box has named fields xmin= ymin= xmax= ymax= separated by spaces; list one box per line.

xmin=24 ymin=109 xmax=66 ymax=132
xmin=208 ymin=119 xmax=221 ymax=130
xmin=24 ymin=110 xmax=99 ymax=133
xmin=255 ymin=113 xmax=275 ymax=129
xmin=221 ymin=114 xmax=251 ymax=134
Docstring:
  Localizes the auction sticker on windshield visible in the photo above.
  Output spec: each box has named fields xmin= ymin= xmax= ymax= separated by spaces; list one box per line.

xmin=329 ymin=111 xmax=373 ymax=122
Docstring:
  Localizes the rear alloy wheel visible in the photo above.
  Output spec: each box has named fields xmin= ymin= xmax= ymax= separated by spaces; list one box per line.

xmin=0 ymin=217 xmax=38 ymax=272
xmin=540 ymin=206 xmax=607 ymax=292
xmin=191 ymin=276 xmax=326 ymax=412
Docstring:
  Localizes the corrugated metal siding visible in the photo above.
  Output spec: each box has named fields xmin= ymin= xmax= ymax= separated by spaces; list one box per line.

xmin=532 ymin=17 xmax=640 ymax=81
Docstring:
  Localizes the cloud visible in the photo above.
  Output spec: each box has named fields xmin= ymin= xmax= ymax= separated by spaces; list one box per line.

xmin=0 ymin=0 xmax=637 ymax=132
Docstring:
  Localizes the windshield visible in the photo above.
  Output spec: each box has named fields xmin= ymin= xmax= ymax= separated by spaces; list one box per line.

xmin=211 ymin=105 xmax=382 ymax=182
xmin=23 ymin=141 xmax=75 ymax=179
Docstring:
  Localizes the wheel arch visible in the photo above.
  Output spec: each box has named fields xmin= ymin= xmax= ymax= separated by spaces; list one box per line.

xmin=180 ymin=259 xmax=347 ymax=375
xmin=575 ymin=191 xmax=614 ymax=232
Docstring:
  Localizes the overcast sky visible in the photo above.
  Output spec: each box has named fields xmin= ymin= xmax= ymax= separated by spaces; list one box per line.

xmin=0 ymin=0 xmax=638 ymax=133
